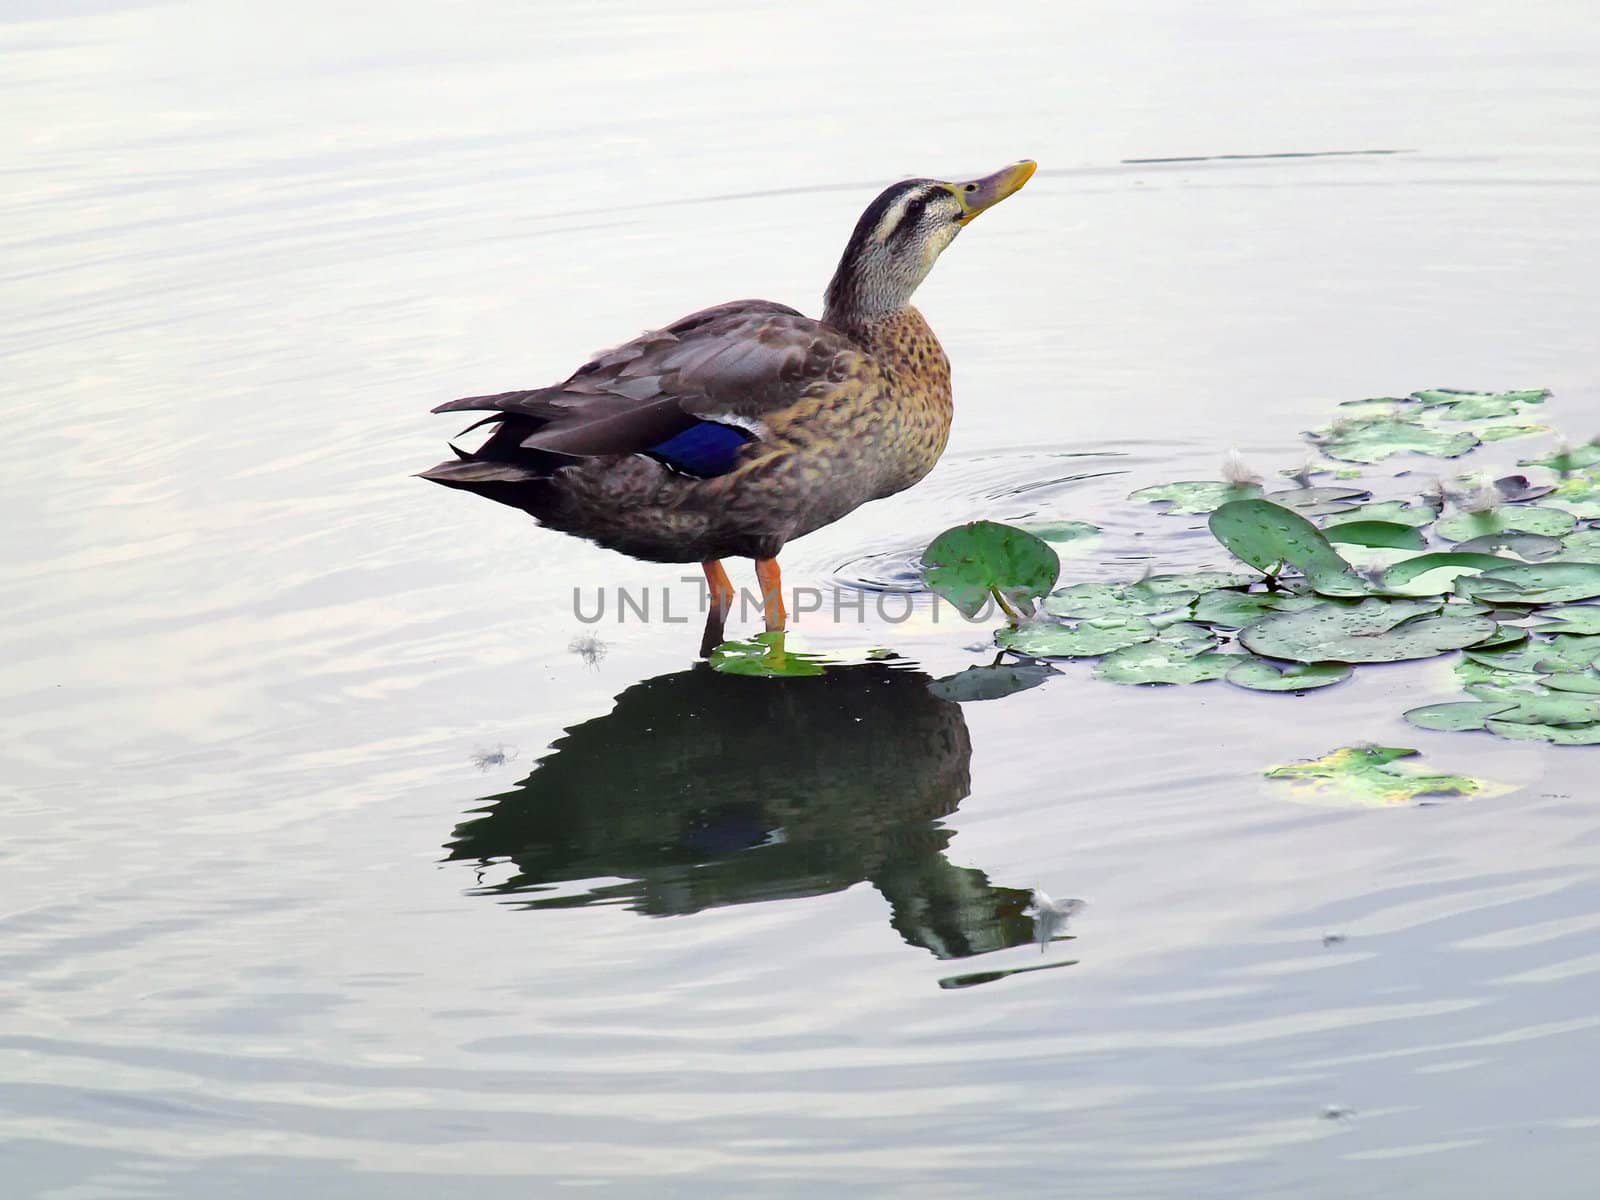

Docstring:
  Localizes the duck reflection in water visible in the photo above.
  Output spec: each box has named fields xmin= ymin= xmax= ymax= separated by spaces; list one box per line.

xmin=446 ymin=660 xmax=1066 ymax=967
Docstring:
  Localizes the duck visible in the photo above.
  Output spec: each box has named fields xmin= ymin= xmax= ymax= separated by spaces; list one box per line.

xmin=421 ymin=160 xmax=1036 ymax=648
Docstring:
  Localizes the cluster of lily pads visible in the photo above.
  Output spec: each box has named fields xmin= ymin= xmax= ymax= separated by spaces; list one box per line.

xmin=920 ymin=388 xmax=1600 ymax=745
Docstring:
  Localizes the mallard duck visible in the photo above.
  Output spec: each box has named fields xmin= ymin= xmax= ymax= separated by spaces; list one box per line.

xmin=422 ymin=160 xmax=1035 ymax=641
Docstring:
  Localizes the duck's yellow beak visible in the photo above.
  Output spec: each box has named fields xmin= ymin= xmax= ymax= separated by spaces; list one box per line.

xmin=947 ymin=160 xmax=1037 ymax=225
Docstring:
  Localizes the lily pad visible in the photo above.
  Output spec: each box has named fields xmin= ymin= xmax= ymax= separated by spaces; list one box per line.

xmin=1465 ymin=634 xmax=1600 ymax=674
xmin=1532 ymin=605 xmax=1600 ymax=635
xmin=1492 ymin=474 xmax=1557 ymax=503
xmin=923 ymin=520 xmax=1060 ymax=619
xmin=1311 ymin=418 xmax=1478 ymax=464
xmin=1209 ymin=499 xmax=1367 ymax=595
xmin=1226 ymin=659 xmax=1352 ymax=692
xmin=1435 ymin=507 xmax=1577 ymax=542
xmin=1404 ymin=700 xmax=1518 ymax=732
xmin=710 ymin=632 xmax=826 ymax=677
xmin=929 ymin=662 xmax=1057 ymax=702
xmin=1240 ymin=598 xmax=1495 ymax=664
xmin=1141 ymin=570 xmax=1259 ymax=593
xmin=1452 ymin=532 xmax=1565 ymax=561
xmin=1191 ymin=589 xmax=1292 ymax=628
xmin=1468 ymin=562 xmax=1600 ymax=605
xmin=1552 ymin=529 xmax=1600 ymax=563
xmin=1043 ymin=581 xmax=1194 ymax=621
xmin=1521 ymin=443 xmax=1600 ymax=474
xmin=1485 ymin=719 xmax=1600 ymax=745
xmin=1478 ymin=424 xmax=1550 ymax=442
xmin=1018 ymin=519 xmax=1102 ymax=547
xmin=1324 ymin=521 xmax=1428 ymax=550
xmin=1545 ymin=671 xmax=1600 ymax=695
xmin=1094 ymin=642 xmax=1236 ymax=685
xmin=1379 ymin=552 xmax=1523 ymax=594
xmin=997 ymin=616 xmax=1156 ymax=658
xmin=1265 ymin=745 xmax=1499 ymax=806
xmin=1542 ymin=477 xmax=1600 ymax=519
xmin=1321 ymin=501 xmax=1439 ymax=528
xmin=1412 ymin=388 xmax=1547 ymax=420
xmin=1129 ymin=480 xmax=1263 ymax=515
xmin=1262 ymin=486 xmax=1371 ymax=516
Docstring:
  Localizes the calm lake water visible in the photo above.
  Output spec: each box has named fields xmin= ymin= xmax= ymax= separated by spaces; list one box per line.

xmin=5 ymin=1 xmax=1600 ymax=1195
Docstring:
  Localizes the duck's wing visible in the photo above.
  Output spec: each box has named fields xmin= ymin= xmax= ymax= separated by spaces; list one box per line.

xmin=432 ymin=300 xmax=862 ymax=475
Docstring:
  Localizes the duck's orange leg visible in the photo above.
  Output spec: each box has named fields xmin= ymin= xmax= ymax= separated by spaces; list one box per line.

xmin=755 ymin=557 xmax=786 ymax=632
xmin=702 ymin=559 xmax=735 ymax=619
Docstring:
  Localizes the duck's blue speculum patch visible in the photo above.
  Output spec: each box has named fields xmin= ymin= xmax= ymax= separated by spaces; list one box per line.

xmin=645 ymin=421 xmax=754 ymax=477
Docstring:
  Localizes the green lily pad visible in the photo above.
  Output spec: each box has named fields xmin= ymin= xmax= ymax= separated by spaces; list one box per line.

xmin=1465 ymin=634 xmax=1600 ymax=674
xmin=1469 ymin=562 xmax=1600 ymax=605
xmin=1452 ymin=532 xmax=1565 ymax=561
xmin=1129 ymin=480 xmax=1263 ymax=514
xmin=1043 ymin=581 xmax=1194 ymax=620
xmin=1262 ymin=486 xmax=1371 ymax=516
xmin=1379 ymin=552 xmax=1523 ymax=594
xmin=1240 ymin=598 xmax=1494 ymax=663
xmin=1324 ymin=521 xmax=1428 ymax=550
xmin=1477 ymin=424 xmax=1550 ymax=442
xmin=1191 ymin=589 xmax=1292 ymax=628
xmin=1532 ymin=605 xmax=1600 ymax=635
xmin=1521 ymin=443 xmax=1600 ymax=473
xmin=1311 ymin=418 xmax=1479 ymax=464
xmin=923 ymin=520 xmax=1061 ymax=619
xmin=1094 ymin=642 xmax=1236 ymax=685
xmin=1226 ymin=659 xmax=1352 ymax=692
xmin=1487 ymin=694 xmax=1600 ymax=726
xmin=1469 ymin=623 xmax=1529 ymax=650
xmin=710 ymin=632 xmax=826 ymax=677
xmin=997 ymin=616 xmax=1156 ymax=658
xmin=1542 ymin=477 xmax=1600 ymax=519
xmin=1435 ymin=507 xmax=1578 ymax=542
xmin=1485 ymin=719 xmax=1600 ymax=745
xmin=1321 ymin=501 xmax=1439 ymax=528
xmin=1141 ymin=570 xmax=1259 ymax=593
xmin=1265 ymin=745 xmax=1501 ymax=806
xmin=1209 ymin=499 xmax=1367 ymax=595
xmin=1018 ymin=519 xmax=1102 ymax=547
xmin=929 ymin=662 xmax=1056 ymax=702
xmin=1545 ymin=671 xmax=1600 ymax=695
xmin=1552 ymin=529 xmax=1600 ymax=563
xmin=1412 ymin=388 xmax=1547 ymax=420
xmin=1404 ymin=700 xmax=1518 ymax=732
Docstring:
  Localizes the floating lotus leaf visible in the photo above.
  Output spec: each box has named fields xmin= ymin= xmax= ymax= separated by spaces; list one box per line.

xmin=1379 ymin=552 xmax=1522 ymax=593
xmin=1324 ymin=521 xmax=1427 ymax=550
xmin=929 ymin=662 xmax=1057 ymax=702
xmin=997 ymin=616 xmax=1156 ymax=658
xmin=1468 ymin=562 xmax=1600 ymax=605
xmin=1262 ymin=486 xmax=1371 ymax=516
xmin=1043 ymin=581 xmax=1193 ymax=620
xmin=1521 ymin=443 xmax=1600 ymax=473
xmin=1553 ymin=529 xmax=1600 ymax=563
xmin=1311 ymin=418 xmax=1478 ymax=464
xmin=1191 ymin=589 xmax=1293 ymax=628
xmin=1465 ymin=634 xmax=1600 ymax=674
xmin=1412 ymin=388 xmax=1547 ymax=420
xmin=710 ymin=632 xmax=826 ymax=677
xmin=923 ymin=520 xmax=1061 ymax=618
xmin=1018 ymin=519 xmax=1102 ymax=547
xmin=1453 ymin=532 xmax=1565 ymax=561
xmin=1152 ymin=621 xmax=1221 ymax=654
xmin=1545 ymin=671 xmax=1600 ymax=695
xmin=1226 ymin=659 xmax=1352 ymax=692
xmin=1128 ymin=480 xmax=1262 ymax=514
xmin=1337 ymin=396 xmax=1413 ymax=417
xmin=1469 ymin=624 xmax=1529 ymax=650
xmin=1435 ymin=507 xmax=1577 ymax=542
xmin=1240 ymin=598 xmax=1494 ymax=664
xmin=1404 ymin=700 xmax=1519 ymax=732
xmin=1209 ymin=499 xmax=1367 ymax=595
xmin=1265 ymin=745 xmax=1501 ymax=806
xmin=1321 ymin=500 xmax=1440 ymax=529
xmin=1542 ymin=477 xmax=1600 ymax=519
xmin=1485 ymin=719 xmax=1600 ymax=745
xmin=1478 ymin=424 xmax=1550 ymax=442
xmin=1142 ymin=570 xmax=1259 ymax=593
xmin=1094 ymin=642 xmax=1236 ymax=685
xmin=1533 ymin=605 xmax=1600 ymax=635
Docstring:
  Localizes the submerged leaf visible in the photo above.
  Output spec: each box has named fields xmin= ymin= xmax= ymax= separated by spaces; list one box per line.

xmin=1240 ymin=598 xmax=1494 ymax=663
xmin=1129 ymin=480 xmax=1263 ymax=514
xmin=1226 ymin=659 xmax=1352 ymax=692
xmin=923 ymin=521 xmax=1061 ymax=619
xmin=1265 ymin=745 xmax=1502 ymax=806
xmin=1209 ymin=499 xmax=1367 ymax=594
xmin=710 ymin=632 xmax=826 ymax=677
xmin=1017 ymin=519 xmax=1102 ymax=548
xmin=928 ymin=662 xmax=1057 ymax=702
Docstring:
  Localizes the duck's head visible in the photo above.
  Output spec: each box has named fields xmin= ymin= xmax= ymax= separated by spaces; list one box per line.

xmin=823 ymin=160 xmax=1036 ymax=328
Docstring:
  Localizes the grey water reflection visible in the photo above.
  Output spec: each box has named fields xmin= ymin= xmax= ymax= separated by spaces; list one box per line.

xmin=447 ymin=661 xmax=1054 ymax=966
